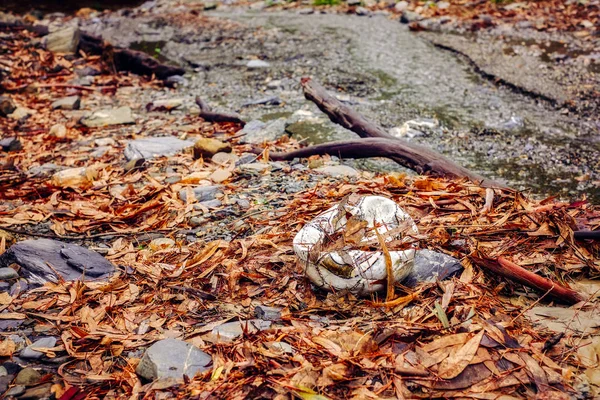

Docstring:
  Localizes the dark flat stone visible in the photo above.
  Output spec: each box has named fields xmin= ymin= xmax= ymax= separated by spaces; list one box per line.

xmin=403 ymin=249 xmax=463 ymax=287
xmin=0 ymin=239 xmax=115 ymax=286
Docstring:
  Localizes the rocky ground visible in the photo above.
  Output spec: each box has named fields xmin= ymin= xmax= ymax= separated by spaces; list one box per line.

xmin=0 ymin=1 xmax=600 ymax=399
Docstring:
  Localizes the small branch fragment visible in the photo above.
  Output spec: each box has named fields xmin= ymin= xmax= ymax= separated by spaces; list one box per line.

xmin=470 ymin=256 xmax=585 ymax=305
xmin=195 ymin=97 xmax=246 ymax=126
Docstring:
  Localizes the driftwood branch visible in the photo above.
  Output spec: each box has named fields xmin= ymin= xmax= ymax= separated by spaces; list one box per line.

xmin=269 ymin=77 xmax=501 ymax=188
xmin=195 ymin=97 xmax=246 ymax=126
xmin=0 ymin=21 xmax=49 ymax=36
xmin=470 ymin=256 xmax=585 ymax=305
xmin=78 ymin=33 xmax=185 ymax=80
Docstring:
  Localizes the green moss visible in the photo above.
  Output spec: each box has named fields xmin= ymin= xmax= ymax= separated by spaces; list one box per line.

xmin=313 ymin=0 xmax=341 ymax=6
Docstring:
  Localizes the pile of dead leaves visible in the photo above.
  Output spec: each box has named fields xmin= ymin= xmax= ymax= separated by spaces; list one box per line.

xmin=1 ymin=22 xmax=600 ymax=400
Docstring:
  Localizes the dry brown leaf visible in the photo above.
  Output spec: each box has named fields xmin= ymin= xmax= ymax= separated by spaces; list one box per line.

xmin=438 ymin=330 xmax=484 ymax=379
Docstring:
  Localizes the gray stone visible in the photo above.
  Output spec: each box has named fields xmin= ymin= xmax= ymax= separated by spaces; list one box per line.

xmin=26 ymin=163 xmax=62 ymax=178
xmin=136 ymin=338 xmax=212 ymax=381
xmin=347 ymin=0 xmax=361 ymax=5
xmin=400 ymin=11 xmax=423 ymax=23
xmin=239 ymin=119 xmax=287 ymax=144
xmin=315 ymin=165 xmax=359 ymax=177
xmin=394 ymin=0 xmax=409 ymax=11
xmin=242 ymin=96 xmax=281 ymax=107
xmin=147 ymin=98 xmax=184 ymax=111
xmin=402 ymin=249 xmax=463 ymax=287
xmin=199 ymin=199 xmax=222 ymax=208
xmin=164 ymin=75 xmax=188 ymax=88
xmin=0 ymin=239 xmax=116 ymax=287
xmin=0 ymin=137 xmax=22 ymax=152
xmin=239 ymin=163 xmax=271 ymax=173
xmin=20 ymin=337 xmax=57 ymax=360
xmin=254 ymin=305 xmax=282 ymax=321
xmin=0 ymin=96 xmax=16 ymax=117
xmin=4 ymin=384 xmax=25 ymax=397
xmin=247 ymin=59 xmax=270 ymax=69
xmin=124 ymin=137 xmax=195 ymax=161
xmin=51 ymin=95 xmax=80 ymax=110
xmin=0 ymin=268 xmax=18 ymax=281
xmin=211 ymin=320 xmax=272 ymax=341
xmin=9 ymin=279 xmax=27 ymax=297
xmin=0 ymin=282 xmax=8 ymax=292
xmin=355 ymin=7 xmax=370 ymax=15
xmin=179 ymin=185 xmax=222 ymax=203
xmin=44 ymin=26 xmax=80 ymax=54
xmin=81 ymin=106 xmax=134 ymax=128
xmin=75 ymin=66 xmax=101 ymax=77
xmin=265 ymin=341 xmax=294 ymax=354
xmin=14 ymin=368 xmax=41 ymax=386
xmin=437 ymin=1 xmax=450 ymax=9
xmin=19 ymin=383 xmax=52 ymax=400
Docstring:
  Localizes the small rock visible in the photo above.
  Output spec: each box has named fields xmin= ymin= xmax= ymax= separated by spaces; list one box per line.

xmin=2 ymin=362 xmax=21 ymax=375
xmin=179 ymin=185 xmax=222 ymax=203
xmin=0 ymin=137 xmax=22 ymax=152
xmin=236 ymin=199 xmax=250 ymax=209
xmin=0 ymin=268 xmax=18 ymax=281
xmin=403 ymin=249 xmax=463 ymax=287
xmin=209 ymin=168 xmax=232 ymax=183
xmin=75 ymin=66 xmax=101 ymax=77
xmin=212 ymin=152 xmax=238 ymax=165
xmin=20 ymin=337 xmax=57 ymax=360
xmin=265 ymin=341 xmax=294 ymax=354
xmin=254 ymin=305 xmax=282 ymax=321
xmin=124 ymin=137 xmax=195 ymax=161
xmin=266 ymin=80 xmax=282 ymax=89
xmin=347 ymin=0 xmax=361 ymax=5
xmin=94 ymin=138 xmax=116 ymax=146
xmin=0 ymin=282 xmax=9 ymax=291
xmin=315 ymin=165 xmax=359 ymax=177
xmin=164 ymin=75 xmax=188 ymax=88
xmin=247 ymin=59 xmax=271 ymax=69
xmin=90 ymin=146 xmax=110 ymax=158
xmin=298 ymin=7 xmax=314 ymax=14
xmin=239 ymin=163 xmax=270 ymax=173
xmin=0 ymin=96 xmax=16 ymax=117
xmin=242 ymin=96 xmax=281 ymax=107
xmin=14 ymin=368 xmax=41 ymax=386
xmin=193 ymin=138 xmax=232 ymax=159
xmin=49 ymin=124 xmax=67 ymax=139
xmin=8 ymin=107 xmax=34 ymax=120
xmin=437 ymin=1 xmax=450 ymax=9
xmin=400 ymin=10 xmax=423 ymax=23
xmin=81 ymin=106 xmax=134 ymax=128
xmin=194 ymin=199 xmax=222 ymax=210
xmin=580 ymin=20 xmax=594 ymax=29
xmin=394 ymin=1 xmax=409 ymax=11
xmin=211 ymin=320 xmax=271 ymax=341
xmin=355 ymin=6 xmax=370 ymax=15
xmin=4 ymin=385 xmax=25 ymax=397
xmin=0 ymin=239 xmax=116 ymax=286
xmin=136 ymin=338 xmax=212 ymax=381
xmin=239 ymin=119 xmax=286 ymax=144
xmin=27 ymin=163 xmax=63 ymax=178
xmin=44 ymin=26 xmax=80 ymax=53
xmin=9 ymin=279 xmax=28 ymax=297
xmin=147 ymin=98 xmax=184 ymax=112
xmin=203 ymin=2 xmax=218 ymax=10
xmin=19 ymin=383 xmax=52 ymax=400
xmin=51 ymin=95 xmax=81 ymax=110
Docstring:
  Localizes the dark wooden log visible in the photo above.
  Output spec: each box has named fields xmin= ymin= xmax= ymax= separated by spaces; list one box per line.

xmin=0 ymin=21 xmax=49 ymax=36
xmin=79 ymin=33 xmax=185 ymax=80
xmin=195 ymin=97 xmax=246 ymax=126
xmin=272 ymin=78 xmax=501 ymax=188
xmin=470 ymin=256 xmax=585 ymax=305
xmin=574 ymin=230 xmax=600 ymax=241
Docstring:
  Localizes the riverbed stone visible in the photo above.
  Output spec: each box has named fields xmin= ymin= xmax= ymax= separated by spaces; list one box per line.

xmin=14 ymin=368 xmax=41 ymax=386
xmin=0 ymin=268 xmax=18 ymax=281
xmin=0 ymin=96 xmax=16 ymax=117
xmin=254 ymin=305 xmax=282 ymax=321
xmin=44 ymin=26 xmax=80 ymax=53
xmin=124 ymin=137 xmax=195 ymax=161
xmin=136 ymin=338 xmax=212 ymax=381
xmin=19 ymin=383 xmax=52 ymax=400
xmin=4 ymin=385 xmax=25 ymax=397
xmin=315 ymin=165 xmax=359 ymax=177
xmin=193 ymin=138 xmax=232 ymax=159
xmin=239 ymin=119 xmax=286 ymax=144
xmin=0 ymin=239 xmax=116 ymax=287
xmin=211 ymin=320 xmax=272 ymax=341
xmin=247 ymin=59 xmax=270 ymax=69
xmin=179 ymin=185 xmax=222 ymax=203
xmin=81 ymin=106 xmax=135 ymax=127
xmin=51 ymin=95 xmax=81 ymax=110
xmin=0 ymin=137 xmax=22 ymax=152
xmin=403 ymin=249 xmax=463 ymax=287
xmin=20 ymin=337 xmax=57 ymax=360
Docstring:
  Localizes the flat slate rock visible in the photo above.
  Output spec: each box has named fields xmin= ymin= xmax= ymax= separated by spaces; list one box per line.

xmin=81 ymin=106 xmax=134 ymax=127
xmin=403 ymin=249 xmax=463 ymax=287
xmin=136 ymin=338 xmax=212 ymax=381
xmin=239 ymin=119 xmax=287 ymax=144
xmin=20 ymin=337 xmax=57 ymax=359
xmin=0 ymin=239 xmax=116 ymax=286
xmin=124 ymin=137 xmax=195 ymax=161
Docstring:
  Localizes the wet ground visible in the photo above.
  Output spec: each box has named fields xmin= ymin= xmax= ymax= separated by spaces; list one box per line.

xmin=76 ymin=4 xmax=599 ymax=201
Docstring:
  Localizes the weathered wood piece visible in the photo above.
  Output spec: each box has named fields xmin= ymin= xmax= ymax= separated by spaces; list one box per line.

xmin=195 ymin=97 xmax=246 ymax=126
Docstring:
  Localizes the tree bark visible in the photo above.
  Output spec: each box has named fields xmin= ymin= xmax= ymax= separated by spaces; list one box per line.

xmin=270 ymin=78 xmax=502 ymax=188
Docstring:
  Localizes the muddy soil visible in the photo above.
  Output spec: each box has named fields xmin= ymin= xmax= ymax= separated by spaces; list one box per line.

xmin=78 ymin=4 xmax=600 ymax=201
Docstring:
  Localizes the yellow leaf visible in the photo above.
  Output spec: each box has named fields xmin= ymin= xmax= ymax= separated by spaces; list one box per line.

xmin=0 ymin=339 xmax=16 ymax=356
xmin=0 ymin=292 xmax=13 ymax=305
xmin=438 ymin=330 xmax=484 ymax=379
xmin=293 ymin=386 xmax=331 ymax=400
xmin=211 ymin=366 xmax=223 ymax=381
